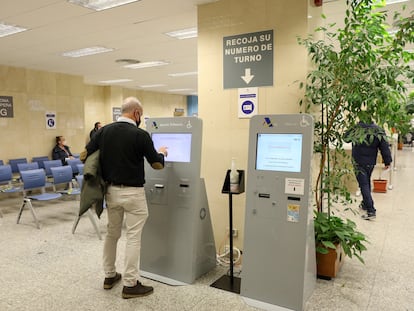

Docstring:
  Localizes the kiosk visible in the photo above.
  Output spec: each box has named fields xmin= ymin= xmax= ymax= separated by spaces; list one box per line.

xmin=141 ymin=117 xmax=216 ymax=285
xmin=240 ymin=114 xmax=316 ymax=311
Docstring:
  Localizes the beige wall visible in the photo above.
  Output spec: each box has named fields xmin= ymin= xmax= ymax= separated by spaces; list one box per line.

xmin=1 ymin=65 xmax=187 ymax=162
xmin=198 ymin=0 xmax=309 ymax=251
xmin=84 ymin=85 xmax=187 ymax=137
xmin=0 ymin=65 xmax=85 ymax=161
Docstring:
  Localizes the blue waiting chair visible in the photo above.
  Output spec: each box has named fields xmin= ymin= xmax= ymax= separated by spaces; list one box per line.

xmin=76 ymin=163 xmax=84 ymax=176
xmin=9 ymin=158 xmax=27 ymax=174
xmin=0 ymin=160 xmax=4 ymax=165
xmin=0 ymin=165 xmax=21 ymax=190
xmin=17 ymin=162 xmax=39 ymax=173
xmin=17 ymin=169 xmax=62 ymax=229
xmin=50 ymin=166 xmax=80 ymax=195
xmin=32 ymin=156 xmax=50 ymax=169
xmin=66 ymin=158 xmax=83 ymax=175
xmin=43 ymin=160 xmax=63 ymax=178
xmin=71 ymin=175 xmax=102 ymax=240
xmin=0 ymin=165 xmax=22 ymax=217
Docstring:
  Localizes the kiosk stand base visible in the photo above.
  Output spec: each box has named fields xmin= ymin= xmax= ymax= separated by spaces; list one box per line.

xmin=210 ymin=275 xmax=241 ymax=294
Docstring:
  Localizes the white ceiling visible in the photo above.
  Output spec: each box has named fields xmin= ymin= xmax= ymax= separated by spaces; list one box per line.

xmin=1 ymin=1 xmax=412 ymax=96
xmin=0 ymin=0 xmax=217 ymax=95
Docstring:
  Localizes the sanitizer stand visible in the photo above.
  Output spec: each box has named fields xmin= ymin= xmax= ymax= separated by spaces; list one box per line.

xmin=210 ymin=169 xmax=245 ymax=294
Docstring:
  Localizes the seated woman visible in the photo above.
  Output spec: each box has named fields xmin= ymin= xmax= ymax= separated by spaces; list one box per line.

xmin=52 ymin=136 xmax=74 ymax=164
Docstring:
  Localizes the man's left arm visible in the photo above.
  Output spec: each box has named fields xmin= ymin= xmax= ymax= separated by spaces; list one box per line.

xmin=379 ymin=136 xmax=392 ymax=167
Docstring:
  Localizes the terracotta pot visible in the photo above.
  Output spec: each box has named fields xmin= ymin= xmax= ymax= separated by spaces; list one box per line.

xmin=373 ymin=179 xmax=387 ymax=193
xmin=316 ymin=244 xmax=344 ymax=279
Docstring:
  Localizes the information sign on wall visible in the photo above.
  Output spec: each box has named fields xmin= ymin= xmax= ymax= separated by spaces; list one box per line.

xmin=45 ymin=112 xmax=56 ymax=129
xmin=0 ymin=96 xmax=14 ymax=118
xmin=238 ymin=87 xmax=258 ymax=119
xmin=223 ymin=30 xmax=273 ymax=89
xmin=112 ymin=107 xmax=122 ymax=121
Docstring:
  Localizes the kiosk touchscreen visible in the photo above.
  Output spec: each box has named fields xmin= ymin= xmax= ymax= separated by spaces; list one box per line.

xmin=256 ymin=133 xmax=303 ymax=172
xmin=141 ymin=117 xmax=216 ymax=285
xmin=241 ymin=114 xmax=316 ymax=311
xmin=151 ymin=133 xmax=192 ymax=163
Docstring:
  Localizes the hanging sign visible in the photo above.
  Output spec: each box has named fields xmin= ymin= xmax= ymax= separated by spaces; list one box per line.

xmin=223 ymin=30 xmax=274 ymax=89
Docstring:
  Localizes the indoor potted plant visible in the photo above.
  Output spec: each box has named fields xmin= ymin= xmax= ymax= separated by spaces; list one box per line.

xmin=314 ymin=211 xmax=368 ymax=278
xmin=298 ymin=0 xmax=413 ymax=276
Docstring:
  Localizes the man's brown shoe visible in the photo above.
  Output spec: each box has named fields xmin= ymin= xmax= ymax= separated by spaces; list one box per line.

xmin=122 ymin=281 xmax=154 ymax=299
xmin=103 ymin=273 xmax=122 ymax=290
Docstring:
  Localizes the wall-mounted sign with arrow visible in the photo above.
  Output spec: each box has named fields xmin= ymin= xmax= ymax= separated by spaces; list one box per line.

xmin=241 ymin=68 xmax=255 ymax=85
xmin=223 ymin=30 xmax=273 ymax=89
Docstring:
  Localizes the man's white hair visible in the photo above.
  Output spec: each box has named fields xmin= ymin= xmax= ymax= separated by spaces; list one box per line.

xmin=122 ymin=97 xmax=142 ymax=113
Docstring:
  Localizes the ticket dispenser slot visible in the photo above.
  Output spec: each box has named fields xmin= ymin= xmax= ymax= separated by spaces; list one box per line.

xmin=241 ymin=114 xmax=316 ymax=311
xmin=146 ymin=179 xmax=168 ymax=205
xmin=176 ymin=178 xmax=191 ymax=207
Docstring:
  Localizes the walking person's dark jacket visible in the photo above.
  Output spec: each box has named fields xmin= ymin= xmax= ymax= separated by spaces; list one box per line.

xmin=344 ymin=121 xmax=392 ymax=166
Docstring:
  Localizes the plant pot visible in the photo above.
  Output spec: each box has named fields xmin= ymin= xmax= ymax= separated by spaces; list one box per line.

xmin=373 ymin=179 xmax=387 ymax=193
xmin=398 ymin=142 xmax=403 ymax=150
xmin=316 ymin=244 xmax=344 ymax=279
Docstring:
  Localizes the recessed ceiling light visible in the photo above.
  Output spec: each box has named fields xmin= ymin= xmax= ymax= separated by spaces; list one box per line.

xmin=165 ymin=27 xmax=197 ymax=40
xmin=99 ymin=79 xmax=133 ymax=84
xmin=0 ymin=23 xmax=28 ymax=38
xmin=139 ymin=84 xmax=166 ymax=88
xmin=124 ymin=61 xmax=169 ymax=69
xmin=386 ymin=0 xmax=409 ymax=4
xmin=62 ymin=46 xmax=114 ymax=57
xmin=168 ymin=88 xmax=192 ymax=92
xmin=168 ymin=71 xmax=198 ymax=77
xmin=67 ymin=0 xmax=141 ymax=11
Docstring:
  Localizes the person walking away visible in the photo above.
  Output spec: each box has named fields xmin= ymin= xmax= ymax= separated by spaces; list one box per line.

xmin=345 ymin=115 xmax=392 ymax=220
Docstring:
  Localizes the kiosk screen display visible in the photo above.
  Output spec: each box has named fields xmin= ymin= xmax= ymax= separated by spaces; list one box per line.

xmin=151 ymin=133 xmax=192 ymax=163
xmin=256 ymin=133 xmax=302 ymax=172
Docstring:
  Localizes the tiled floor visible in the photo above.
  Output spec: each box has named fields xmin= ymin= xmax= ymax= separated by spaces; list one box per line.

xmin=1 ymin=148 xmax=413 ymax=311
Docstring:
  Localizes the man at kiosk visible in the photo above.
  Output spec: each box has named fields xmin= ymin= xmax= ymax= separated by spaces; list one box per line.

xmin=85 ymin=97 xmax=168 ymax=299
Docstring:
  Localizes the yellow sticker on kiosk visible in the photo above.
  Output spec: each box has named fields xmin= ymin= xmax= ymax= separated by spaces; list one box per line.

xmin=287 ymin=204 xmax=300 ymax=222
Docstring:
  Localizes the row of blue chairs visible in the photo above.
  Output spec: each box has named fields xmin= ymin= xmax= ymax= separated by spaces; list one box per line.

xmin=0 ymin=163 xmax=101 ymax=239
xmin=0 ymin=155 xmax=81 ymax=174
xmin=0 ymin=162 xmax=83 ymax=215
xmin=1 ymin=159 xmax=83 ymax=178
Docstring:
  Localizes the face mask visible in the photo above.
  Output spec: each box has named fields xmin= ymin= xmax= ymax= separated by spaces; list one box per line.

xmin=136 ymin=111 xmax=141 ymax=127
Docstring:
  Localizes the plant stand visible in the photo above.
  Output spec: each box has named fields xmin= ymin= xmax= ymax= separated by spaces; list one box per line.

xmin=210 ymin=169 xmax=244 ymax=294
